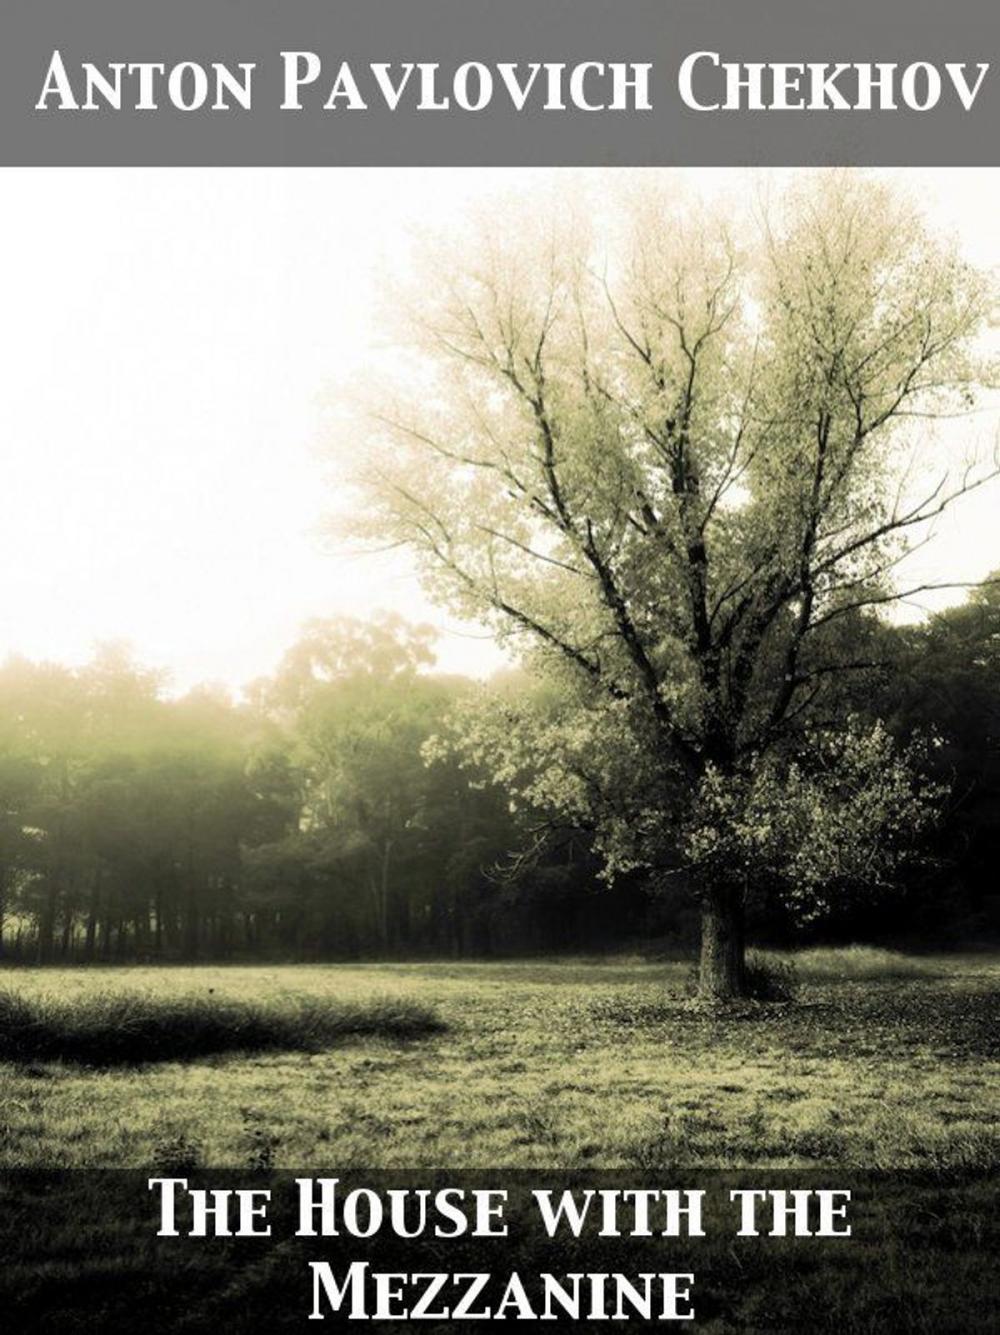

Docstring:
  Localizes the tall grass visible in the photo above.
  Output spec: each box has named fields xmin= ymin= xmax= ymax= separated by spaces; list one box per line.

xmin=778 ymin=945 xmax=944 ymax=982
xmin=0 ymin=988 xmax=444 ymax=1066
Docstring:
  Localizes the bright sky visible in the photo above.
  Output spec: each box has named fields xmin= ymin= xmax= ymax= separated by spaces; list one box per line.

xmin=1 ymin=168 xmax=998 ymax=693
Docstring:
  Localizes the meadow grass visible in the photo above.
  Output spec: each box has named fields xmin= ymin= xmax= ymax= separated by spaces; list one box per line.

xmin=0 ymin=950 xmax=996 ymax=1170
xmin=764 ymin=944 xmax=945 ymax=981
xmin=0 ymin=987 xmax=443 ymax=1066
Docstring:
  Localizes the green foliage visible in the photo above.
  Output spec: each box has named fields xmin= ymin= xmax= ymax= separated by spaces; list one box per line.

xmin=0 ymin=987 xmax=444 ymax=1066
xmin=2 ymin=585 xmax=1000 ymax=965
xmin=0 ymin=648 xmax=300 ymax=963
xmin=246 ymin=613 xmax=520 ymax=956
xmin=873 ymin=576 xmax=1000 ymax=939
xmin=346 ymin=174 xmax=996 ymax=982
xmin=683 ymin=719 xmax=944 ymax=918
xmin=0 ymin=620 xmax=534 ymax=963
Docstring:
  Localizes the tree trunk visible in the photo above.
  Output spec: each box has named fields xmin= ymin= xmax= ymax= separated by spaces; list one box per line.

xmin=698 ymin=886 xmax=747 ymax=1000
xmin=380 ymin=838 xmax=393 ymax=949
xmin=60 ymin=911 xmax=73 ymax=958
xmin=37 ymin=881 xmax=58 ymax=963
xmin=85 ymin=872 xmax=100 ymax=961
xmin=153 ymin=884 xmax=163 ymax=956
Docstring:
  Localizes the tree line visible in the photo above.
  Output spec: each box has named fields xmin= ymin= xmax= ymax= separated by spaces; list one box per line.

xmin=0 ymin=582 xmax=998 ymax=964
xmin=0 ymin=617 xmax=623 ymax=963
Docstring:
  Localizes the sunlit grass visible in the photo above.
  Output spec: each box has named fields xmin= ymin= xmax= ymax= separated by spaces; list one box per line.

xmin=772 ymin=944 xmax=945 ymax=981
xmin=0 ymin=951 xmax=996 ymax=1170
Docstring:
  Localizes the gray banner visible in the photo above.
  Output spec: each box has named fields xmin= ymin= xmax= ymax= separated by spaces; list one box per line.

xmin=1 ymin=0 xmax=998 ymax=166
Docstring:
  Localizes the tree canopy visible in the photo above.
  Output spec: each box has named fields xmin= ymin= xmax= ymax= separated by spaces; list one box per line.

xmin=346 ymin=173 xmax=998 ymax=996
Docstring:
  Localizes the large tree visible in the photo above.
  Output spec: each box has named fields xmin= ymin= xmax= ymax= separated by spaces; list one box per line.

xmin=346 ymin=173 xmax=997 ymax=997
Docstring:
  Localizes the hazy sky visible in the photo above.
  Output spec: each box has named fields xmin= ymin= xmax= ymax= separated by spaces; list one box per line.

xmin=1 ymin=168 xmax=998 ymax=693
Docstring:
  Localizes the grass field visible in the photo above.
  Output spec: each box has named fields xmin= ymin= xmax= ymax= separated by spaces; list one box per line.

xmin=1 ymin=947 xmax=997 ymax=1171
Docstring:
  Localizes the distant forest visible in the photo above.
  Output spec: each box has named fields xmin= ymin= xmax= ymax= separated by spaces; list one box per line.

xmin=1 ymin=583 xmax=998 ymax=964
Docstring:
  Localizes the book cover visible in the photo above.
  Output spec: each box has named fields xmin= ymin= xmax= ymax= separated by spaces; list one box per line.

xmin=1 ymin=3 xmax=997 ymax=1330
